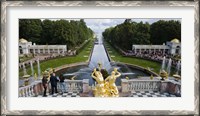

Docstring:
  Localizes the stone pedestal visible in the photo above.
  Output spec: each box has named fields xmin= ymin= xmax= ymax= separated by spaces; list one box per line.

xmin=160 ymin=80 xmax=181 ymax=96
xmin=82 ymin=79 xmax=90 ymax=93
xmin=160 ymin=81 xmax=169 ymax=93
xmin=121 ymin=79 xmax=129 ymax=93
xmin=167 ymin=80 xmax=181 ymax=96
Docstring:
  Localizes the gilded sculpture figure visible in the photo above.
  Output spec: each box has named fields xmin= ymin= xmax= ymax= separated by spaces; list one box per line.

xmin=91 ymin=68 xmax=106 ymax=97
xmin=91 ymin=65 xmax=121 ymax=97
xmin=105 ymin=68 xmax=121 ymax=97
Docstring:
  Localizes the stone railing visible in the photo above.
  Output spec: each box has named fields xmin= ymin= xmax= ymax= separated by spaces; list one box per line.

xmin=121 ymin=78 xmax=181 ymax=96
xmin=19 ymin=81 xmax=43 ymax=97
xmin=18 ymin=79 xmax=89 ymax=97
xmin=56 ymin=80 xmax=83 ymax=92
xmin=121 ymin=79 xmax=161 ymax=93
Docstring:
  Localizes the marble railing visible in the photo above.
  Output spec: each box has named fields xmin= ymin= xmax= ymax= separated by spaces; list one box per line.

xmin=56 ymin=80 xmax=83 ymax=92
xmin=18 ymin=79 xmax=89 ymax=97
xmin=121 ymin=78 xmax=181 ymax=96
xmin=19 ymin=81 xmax=42 ymax=97
xmin=121 ymin=79 xmax=161 ymax=92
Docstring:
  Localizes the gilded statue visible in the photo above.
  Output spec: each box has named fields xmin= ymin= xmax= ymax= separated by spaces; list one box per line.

xmin=91 ymin=67 xmax=121 ymax=97
xmin=91 ymin=68 xmax=106 ymax=97
xmin=105 ymin=68 xmax=121 ymax=97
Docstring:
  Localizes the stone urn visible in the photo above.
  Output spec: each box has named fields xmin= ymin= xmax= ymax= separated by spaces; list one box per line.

xmin=160 ymin=70 xmax=168 ymax=80
xmin=42 ymin=70 xmax=50 ymax=81
xmin=45 ymin=68 xmax=53 ymax=75
xmin=173 ymin=74 xmax=181 ymax=81
xmin=23 ymin=75 xmax=30 ymax=86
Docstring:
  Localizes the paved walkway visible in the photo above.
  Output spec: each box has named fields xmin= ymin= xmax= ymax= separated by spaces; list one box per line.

xmin=36 ymin=90 xmax=179 ymax=98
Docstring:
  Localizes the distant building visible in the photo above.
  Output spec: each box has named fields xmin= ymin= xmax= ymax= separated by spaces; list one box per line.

xmin=132 ymin=38 xmax=181 ymax=55
xmin=19 ymin=38 xmax=67 ymax=55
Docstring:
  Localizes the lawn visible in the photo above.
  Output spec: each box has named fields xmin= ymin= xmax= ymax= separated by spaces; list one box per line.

xmin=104 ymin=42 xmax=162 ymax=74
xmin=19 ymin=40 xmax=94 ymax=77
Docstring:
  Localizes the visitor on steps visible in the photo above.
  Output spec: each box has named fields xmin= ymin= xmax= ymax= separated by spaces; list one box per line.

xmin=59 ymin=74 xmax=66 ymax=94
xmin=42 ymin=75 xmax=48 ymax=97
xmin=50 ymin=73 xmax=59 ymax=95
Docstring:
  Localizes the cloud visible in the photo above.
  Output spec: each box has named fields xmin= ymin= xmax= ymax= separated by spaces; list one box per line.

xmin=85 ymin=19 xmax=124 ymax=38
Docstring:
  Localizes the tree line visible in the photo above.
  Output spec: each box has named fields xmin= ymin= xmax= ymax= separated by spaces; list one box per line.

xmin=19 ymin=19 xmax=94 ymax=49
xmin=102 ymin=19 xmax=181 ymax=50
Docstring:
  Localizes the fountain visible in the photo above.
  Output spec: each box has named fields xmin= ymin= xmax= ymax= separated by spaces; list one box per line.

xmin=61 ymin=37 xmax=152 ymax=86
xmin=176 ymin=60 xmax=181 ymax=75
xmin=37 ymin=58 xmax=41 ymax=79
xmin=30 ymin=60 xmax=34 ymax=76
xmin=166 ymin=58 xmax=172 ymax=76
xmin=161 ymin=56 xmax=166 ymax=71
xmin=22 ymin=62 xmax=27 ymax=76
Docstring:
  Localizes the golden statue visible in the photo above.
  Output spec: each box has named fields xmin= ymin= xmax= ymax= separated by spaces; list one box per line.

xmin=160 ymin=70 xmax=168 ymax=80
xmin=91 ymin=68 xmax=106 ymax=97
xmin=71 ymin=76 xmax=76 ymax=80
xmin=34 ymin=73 xmax=38 ymax=80
xmin=91 ymin=67 xmax=121 ymax=97
xmin=105 ymin=68 xmax=121 ymax=97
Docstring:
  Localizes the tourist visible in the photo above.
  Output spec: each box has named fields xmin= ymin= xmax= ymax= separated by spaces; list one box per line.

xmin=59 ymin=74 xmax=66 ymax=94
xmin=42 ymin=75 xmax=48 ymax=97
xmin=50 ymin=73 xmax=59 ymax=95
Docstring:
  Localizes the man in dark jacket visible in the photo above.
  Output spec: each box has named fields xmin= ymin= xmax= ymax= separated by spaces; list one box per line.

xmin=50 ymin=73 xmax=58 ymax=94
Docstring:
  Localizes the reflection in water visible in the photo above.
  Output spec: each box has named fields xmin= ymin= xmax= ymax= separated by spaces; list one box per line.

xmin=89 ymin=44 xmax=111 ymax=71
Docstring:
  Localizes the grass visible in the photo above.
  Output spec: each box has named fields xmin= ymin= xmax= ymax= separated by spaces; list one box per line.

xmin=19 ymin=40 xmax=94 ymax=77
xmin=104 ymin=42 xmax=162 ymax=74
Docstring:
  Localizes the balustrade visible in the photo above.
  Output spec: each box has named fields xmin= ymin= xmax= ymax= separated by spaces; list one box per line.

xmin=19 ymin=81 xmax=41 ymax=97
xmin=19 ymin=80 xmax=84 ymax=97
xmin=56 ymin=80 xmax=83 ymax=92
xmin=121 ymin=79 xmax=161 ymax=92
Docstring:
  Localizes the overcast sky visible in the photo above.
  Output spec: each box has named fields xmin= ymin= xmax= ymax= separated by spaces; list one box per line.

xmin=84 ymin=18 xmax=181 ymax=38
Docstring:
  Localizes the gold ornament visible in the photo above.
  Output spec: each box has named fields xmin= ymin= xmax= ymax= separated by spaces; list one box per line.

xmin=91 ymin=67 xmax=121 ymax=97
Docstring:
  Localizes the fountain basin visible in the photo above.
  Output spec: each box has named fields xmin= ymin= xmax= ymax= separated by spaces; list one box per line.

xmin=55 ymin=62 xmax=158 ymax=86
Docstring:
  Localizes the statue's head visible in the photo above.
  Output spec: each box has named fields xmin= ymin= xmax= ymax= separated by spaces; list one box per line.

xmin=98 ymin=62 xmax=102 ymax=66
xmin=111 ymin=71 xmax=115 ymax=76
xmin=114 ymin=68 xmax=117 ymax=72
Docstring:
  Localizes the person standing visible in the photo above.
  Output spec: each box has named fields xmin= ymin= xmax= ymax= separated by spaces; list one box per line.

xmin=42 ymin=75 xmax=48 ymax=97
xmin=50 ymin=73 xmax=58 ymax=95
xmin=59 ymin=74 xmax=66 ymax=94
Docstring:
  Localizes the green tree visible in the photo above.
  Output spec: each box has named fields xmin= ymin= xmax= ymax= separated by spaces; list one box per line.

xmin=103 ymin=19 xmax=151 ymax=50
xmin=19 ymin=19 xmax=94 ymax=50
xmin=150 ymin=20 xmax=181 ymax=44
xmin=19 ymin=19 xmax=42 ymax=43
xmin=103 ymin=19 xmax=180 ymax=51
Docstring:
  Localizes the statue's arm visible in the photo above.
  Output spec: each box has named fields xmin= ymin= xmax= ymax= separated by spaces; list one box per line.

xmin=91 ymin=72 xmax=96 ymax=80
xmin=105 ymin=76 xmax=109 ymax=81
xmin=115 ymin=72 xmax=121 ymax=78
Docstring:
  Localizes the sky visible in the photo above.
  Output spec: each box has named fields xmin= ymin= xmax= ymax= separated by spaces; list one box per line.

xmin=84 ymin=18 xmax=181 ymax=38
